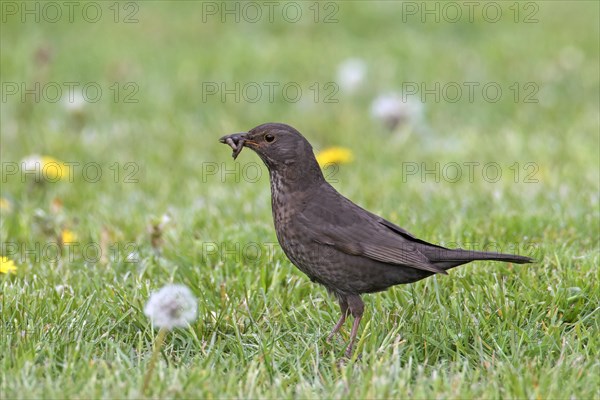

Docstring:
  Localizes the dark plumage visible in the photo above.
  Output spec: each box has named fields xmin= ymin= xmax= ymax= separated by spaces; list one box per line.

xmin=220 ymin=122 xmax=533 ymax=357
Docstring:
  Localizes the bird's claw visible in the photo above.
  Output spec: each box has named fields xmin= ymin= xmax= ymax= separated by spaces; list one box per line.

xmin=335 ymin=351 xmax=362 ymax=367
xmin=344 ymin=345 xmax=354 ymax=359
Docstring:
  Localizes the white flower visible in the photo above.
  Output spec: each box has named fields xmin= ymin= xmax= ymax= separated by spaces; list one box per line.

xmin=21 ymin=154 xmax=44 ymax=172
xmin=370 ymin=92 xmax=424 ymax=131
xmin=337 ymin=58 xmax=367 ymax=93
xmin=63 ymin=91 xmax=86 ymax=114
xmin=144 ymin=284 xmax=198 ymax=329
xmin=160 ymin=213 xmax=172 ymax=228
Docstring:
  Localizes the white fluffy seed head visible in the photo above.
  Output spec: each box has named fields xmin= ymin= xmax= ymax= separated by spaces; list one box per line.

xmin=144 ymin=284 xmax=198 ymax=330
xmin=63 ymin=91 xmax=86 ymax=113
xmin=370 ymin=92 xmax=424 ymax=131
xmin=337 ymin=58 xmax=367 ymax=93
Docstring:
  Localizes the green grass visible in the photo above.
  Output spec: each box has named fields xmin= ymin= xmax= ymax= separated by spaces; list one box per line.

xmin=1 ymin=1 xmax=599 ymax=398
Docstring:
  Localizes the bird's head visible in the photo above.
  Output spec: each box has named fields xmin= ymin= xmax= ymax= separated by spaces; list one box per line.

xmin=220 ymin=123 xmax=323 ymax=177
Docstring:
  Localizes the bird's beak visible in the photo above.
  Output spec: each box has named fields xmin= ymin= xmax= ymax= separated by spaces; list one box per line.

xmin=219 ymin=132 xmax=248 ymax=160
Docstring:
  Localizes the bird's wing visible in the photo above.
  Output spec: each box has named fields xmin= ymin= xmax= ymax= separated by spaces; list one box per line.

xmin=366 ymin=211 xmax=449 ymax=250
xmin=298 ymin=185 xmax=447 ymax=275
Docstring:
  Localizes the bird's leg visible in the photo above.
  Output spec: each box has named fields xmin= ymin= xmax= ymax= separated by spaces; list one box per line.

xmin=327 ymin=298 xmax=349 ymax=342
xmin=344 ymin=295 xmax=364 ymax=358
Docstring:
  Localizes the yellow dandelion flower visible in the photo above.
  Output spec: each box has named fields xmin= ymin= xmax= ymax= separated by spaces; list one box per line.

xmin=61 ymin=229 xmax=78 ymax=244
xmin=0 ymin=197 xmax=12 ymax=212
xmin=316 ymin=147 xmax=354 ymax=167
xmin=21 ymin=155 xmax=70 ymax=181
xmin=0 ymin=256 xmax=17 ymax=274
xmin=41 ymin=156 xmax=69 ymax=181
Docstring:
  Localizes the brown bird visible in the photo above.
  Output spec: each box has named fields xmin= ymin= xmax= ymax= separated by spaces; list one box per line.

xmin=220 ymin=123 xmax=533 ymax=358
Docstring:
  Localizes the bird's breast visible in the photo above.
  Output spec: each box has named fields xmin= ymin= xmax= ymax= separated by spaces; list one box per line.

xmin=268 ymin=173 xmax=317 ymax=270
xmin=269 ymin=171 xmax=306 ymax=225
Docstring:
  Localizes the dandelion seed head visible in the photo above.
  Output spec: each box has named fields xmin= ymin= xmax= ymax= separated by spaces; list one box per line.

xmin=144 ymin=284 xmax=198 ymax=330
xmin=337 ymin=58 xmax=367 ymax=93
xmin=21 ymin=154 xmax=43 ymax=172
xmin=370 ymin=93 xmax=424 ymax=131
xmin=64 ymin=92 xmax=86 ymax=113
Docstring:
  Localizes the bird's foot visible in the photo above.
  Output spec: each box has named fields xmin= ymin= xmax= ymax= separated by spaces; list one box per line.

xmin=326 ymin=331 xmax=338 ymax=343
xmin=344 ymin=343 xmax=357 ymax=360
xmin=344 ymin=347 xmax=353 ymax=359
xmin=336 ymin=352 xmax=362 ymax=367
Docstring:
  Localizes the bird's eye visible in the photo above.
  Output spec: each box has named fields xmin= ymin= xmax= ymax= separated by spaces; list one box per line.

xmin=265 ymin=134 xmax=275 ymax=143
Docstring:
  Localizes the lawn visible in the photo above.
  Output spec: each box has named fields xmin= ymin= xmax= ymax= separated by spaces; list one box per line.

xmin=1 ymin=1 xmax=599 ymax=398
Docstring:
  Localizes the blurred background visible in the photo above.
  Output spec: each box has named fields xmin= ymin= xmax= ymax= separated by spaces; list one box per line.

xmin=1 ymin=1 xmax=598 ymax=275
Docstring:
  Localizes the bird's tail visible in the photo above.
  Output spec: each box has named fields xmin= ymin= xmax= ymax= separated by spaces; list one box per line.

xmin=420 ymin=246 xmax=533 ymax=270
